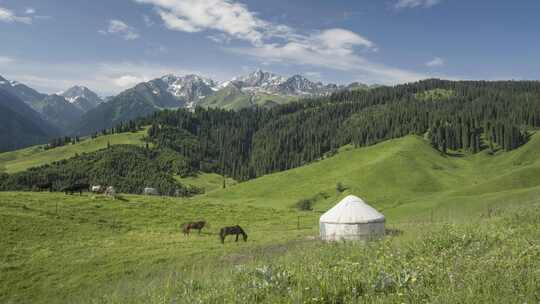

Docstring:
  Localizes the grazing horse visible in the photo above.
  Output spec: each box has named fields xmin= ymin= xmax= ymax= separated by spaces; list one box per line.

xmin=91 ymin=185 xmax=103 ymax=193
xmin=219 ymin=225 xmax=248 ymax=244
xmin=36 ymin=182 xmax=52 ymax=192
xmin=62 ymin=183 xmax=90 ymax=195
xmin=182 ymin=221 xmax=206 ymax=235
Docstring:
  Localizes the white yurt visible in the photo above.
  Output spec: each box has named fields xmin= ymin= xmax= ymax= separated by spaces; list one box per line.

xmin=320 ymin=195 xmax=385 ymax=241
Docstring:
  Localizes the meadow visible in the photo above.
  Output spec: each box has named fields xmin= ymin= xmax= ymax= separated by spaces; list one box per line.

xmin=0 ymin=129 xmax=147 ymax=174
xmin=1 ymin=133 xmax=540 ymax=302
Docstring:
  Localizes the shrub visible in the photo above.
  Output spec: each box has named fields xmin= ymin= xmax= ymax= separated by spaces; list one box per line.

xmin=336 ymin=182 xmax=348 ymax=192
xmin=295 ymin=198 xmax=314 ymax=211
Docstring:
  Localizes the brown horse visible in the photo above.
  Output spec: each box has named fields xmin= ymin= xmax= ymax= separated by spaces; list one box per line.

xmin=219 ymin=225 xmax=247 ymax=244
xmin=182 ymin=221 xmax=206 ymax=235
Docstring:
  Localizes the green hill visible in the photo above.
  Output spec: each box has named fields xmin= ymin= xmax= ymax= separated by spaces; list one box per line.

xmin=2 ymin=134 xmax=540 ymax=302
xmin=204 ymin=133 xmax=540 ymax=220
xmin=0 ymin=129 xmax=147 ymax=173
xmin=199 ymin=85 xmax=298 ymax=110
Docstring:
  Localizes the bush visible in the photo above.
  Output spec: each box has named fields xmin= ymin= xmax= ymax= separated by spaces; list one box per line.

xmin=336 ymin=182 xmax=348 ymax=192
xmin=295 ymin=198 xmax=314 ymax=211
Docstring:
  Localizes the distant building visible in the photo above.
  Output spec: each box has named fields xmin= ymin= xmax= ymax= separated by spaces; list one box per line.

xmin=320 ymin=195 xmax=385 ymax=241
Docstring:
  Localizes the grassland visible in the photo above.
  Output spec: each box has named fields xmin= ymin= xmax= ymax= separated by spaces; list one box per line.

xmin=199 ymin=88 xmax=298 ymax=110
xmin=415 ymin=88 xmax=455 ymax=101
xmin=175 ymin=173 xmax=238 ymax=193
xmin=0 ymin=129 xmax=147 ymax=174
xmin=2 ymin=133 xmax=540 ymax=302
xmin=207 ymin=133 xmax=540 ymax=220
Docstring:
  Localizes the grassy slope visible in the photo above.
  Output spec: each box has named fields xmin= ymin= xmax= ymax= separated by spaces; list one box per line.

xmin=415 ymin=88 xmax=455 ymax=100
xmin=2 ymin=133 xmax=540 ymax=302
xmin=176 ymin=173 xmax=237 ymax=193
xmin=199 ymin=87 xmax=298 ymax=110
xmin=205 ymin=133 xmax=540 ymax=221
xmin=0 ymin=129 xmax=147 ymax=173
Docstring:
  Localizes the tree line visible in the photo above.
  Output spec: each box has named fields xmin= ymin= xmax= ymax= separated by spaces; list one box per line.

xmin=133 ymin=79 xmax=540 ymax=181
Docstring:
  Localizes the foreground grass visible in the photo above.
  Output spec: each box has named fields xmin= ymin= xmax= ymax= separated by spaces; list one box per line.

xmin=118 ymin=203 xmax=540 ymax=303
xmin=0 ymin=192 xmax=317 ymax=303
xmin=0 ymin=129 xmax=147 ymax=174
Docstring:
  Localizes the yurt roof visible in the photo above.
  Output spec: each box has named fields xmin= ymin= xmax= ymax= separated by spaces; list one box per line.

xmin=320 ymin=195 xmax=385 ymax=224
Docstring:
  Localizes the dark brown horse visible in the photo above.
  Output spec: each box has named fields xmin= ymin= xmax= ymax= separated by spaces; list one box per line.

xmin=182 ymin=221 xmax=206 ymax=235
xmin=62 ymin=183 xmax=90 ymax=195
xmin=36 ymin=182 xmax=53 ymax=192
xmin=219 ymin=225 xmax=247 ymax=244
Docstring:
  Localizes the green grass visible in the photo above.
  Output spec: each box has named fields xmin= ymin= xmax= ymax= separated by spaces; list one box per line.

xmin=0 ymin=192 xmax=318 ymax=303
xmin=200 ymin=88 xmax=298 ymax=110
xmin=2 ymin=133 xmax=540 ymax=302
xmin=134 ymin=203 xmax=540 ymax=303
xmin=415 ymin=88 xmax=455 ymax=101
xmin=175 ymin=173 xmax=237 ymax=193
xmin=0 ymin=129 xmax=148 ymax=174
xmin=206 ymin=133 xmax=540 ymax=221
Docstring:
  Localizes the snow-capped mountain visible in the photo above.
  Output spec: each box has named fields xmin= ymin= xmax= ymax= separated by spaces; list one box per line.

xmin=231 ymin=69 xmax=287 ymax=93
xmin=0 ymin=75 xmax=46 ymax=105
xmin=224 ymin=70 xmax=342 ymax=96
xmin=158 ymin=74 xmax=219 ymax=109
xmin=277 ymin=74 xmax=341 ymax=96
xmin=59 ymin=86 xmax=103 ymax=112
xmin=39 ymin=94 xmax=84 ymax=131
xmin=106 ymin=70 xmax=350 ymax=111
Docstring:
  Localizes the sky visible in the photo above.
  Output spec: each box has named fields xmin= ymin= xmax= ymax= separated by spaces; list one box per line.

xmin=0 ymin=0 xmax=539 ymax=95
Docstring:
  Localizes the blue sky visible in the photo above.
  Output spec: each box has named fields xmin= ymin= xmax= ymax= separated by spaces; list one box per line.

xmin=0 ymin=0 xmax=539 ymax=95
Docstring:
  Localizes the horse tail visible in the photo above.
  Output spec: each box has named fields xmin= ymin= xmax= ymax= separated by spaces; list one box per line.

xmin=181 ymin=223 xmax=189 ymax=233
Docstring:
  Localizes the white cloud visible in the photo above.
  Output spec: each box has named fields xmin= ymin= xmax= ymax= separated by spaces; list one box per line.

xmin=100 ymin=20 xmax=140 ymax=40
xmin=0 ymin=56 xmax=15 ymax=64
xmin=143 ymin=14 xmax=154 ymax=27
xmin=0 ymin=6 xmax=32 ymax=24
xmin=133 ymin=0 xmax=430 ymax=84
xmin=25 ymin=8 xmax=36 ymax=15
xmin=207 ymin=33 xmax=232 ymax=44
xmin=113 ymin=75 xmax=146 ymax=87
xmin=134 ymin=0 xmax=292 ymax=45
xmin=0 ymin=57 xmax=207 ymax=95
xmin=395 ymin=0 xmax=442 ymax=9
xmin=228 ymin=28 xmax=427 ymax=84
xmin=304 ymin=71 xmax=322 ymax=80
xmin=425 ymin=57 xmax=446 ymax=67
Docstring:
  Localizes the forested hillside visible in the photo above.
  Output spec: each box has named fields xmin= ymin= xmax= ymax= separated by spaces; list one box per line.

xmin=0 ymin=145 xmax=202 ymax=196
xmin=139 ymin=79 xmax=540 ymax=180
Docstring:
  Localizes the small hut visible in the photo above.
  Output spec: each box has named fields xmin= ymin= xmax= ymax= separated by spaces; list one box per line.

xmin=319 ymin=195 xmax=385 ymax=241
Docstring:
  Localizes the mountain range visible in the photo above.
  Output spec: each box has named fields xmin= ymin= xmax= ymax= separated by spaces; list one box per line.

xmin=0 ymin=70 xmax=371 ymax=149
xmin=74 ymin=70 xmax=363 ymax=135
xmin=0 ymin=87 xmax=59 ymax=152
xmin=0 ymin=75 xmax=103 ymax=133
xmin=59 ymin=86 xmax=104 ymax=112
